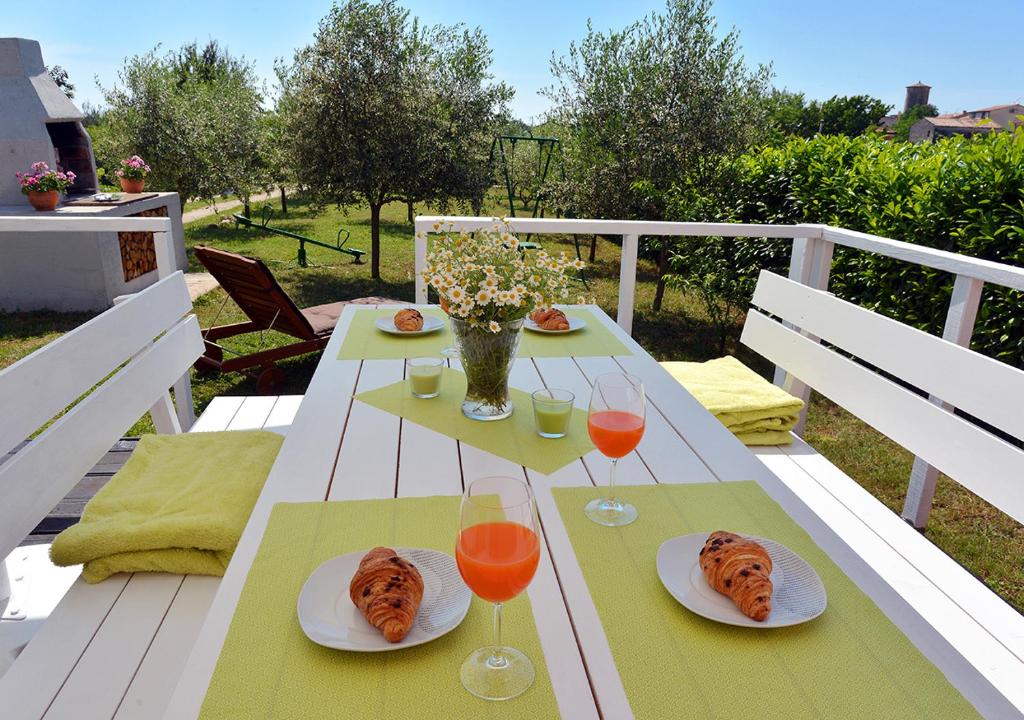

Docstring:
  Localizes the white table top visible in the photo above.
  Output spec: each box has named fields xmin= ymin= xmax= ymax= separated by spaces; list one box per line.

xmin=160 ymin=304 xmax=1016 ymax=719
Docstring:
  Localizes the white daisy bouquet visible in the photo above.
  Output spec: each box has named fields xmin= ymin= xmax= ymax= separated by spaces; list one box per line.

xmin=420 ymin=221 xmax=585 ymax=332
xmin=419 ymin=221 xmax=586 ymax=418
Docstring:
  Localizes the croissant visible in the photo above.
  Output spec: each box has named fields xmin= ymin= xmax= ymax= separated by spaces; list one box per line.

xmin=349 ymin=547 xmax=425 ymax=642
xmin=394 ymin=308 xmax=424 ymax=332
xmin=699 ymin=531 xmax=773 ymax=621
xmin=531 ymin=308 xmax=570 ymax=330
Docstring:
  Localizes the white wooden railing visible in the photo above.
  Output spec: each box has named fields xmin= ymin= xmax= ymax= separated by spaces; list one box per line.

xmin=414 ymin=216 xmax=1024 ymax=528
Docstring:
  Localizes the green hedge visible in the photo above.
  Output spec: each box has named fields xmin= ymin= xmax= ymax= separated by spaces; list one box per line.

xmin=728 ymin=131 xmax=1024 ymax=367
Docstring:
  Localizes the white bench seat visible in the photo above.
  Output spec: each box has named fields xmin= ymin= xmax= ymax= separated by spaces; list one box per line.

xmin=0 ymin=394 xmax=302 ymax=719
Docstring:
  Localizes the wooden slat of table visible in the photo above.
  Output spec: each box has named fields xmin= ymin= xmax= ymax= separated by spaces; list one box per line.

xmin=329 ymin=359 xmax=403 ymax=500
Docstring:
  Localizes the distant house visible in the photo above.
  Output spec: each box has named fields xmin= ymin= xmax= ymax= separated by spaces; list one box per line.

xmin=967 ymin=104 xmax=1024 ymax=130
xmin=909 ymin=113 xmax=1000 ymax=143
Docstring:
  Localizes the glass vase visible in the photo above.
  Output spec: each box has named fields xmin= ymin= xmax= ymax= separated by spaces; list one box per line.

xmin=450 ymin=317 xmax=524 ymax=421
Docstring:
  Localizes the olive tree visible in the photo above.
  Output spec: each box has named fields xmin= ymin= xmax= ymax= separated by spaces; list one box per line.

xmin=277 ymin=0 xmax=511 ymax=279
xmin=101 ymin=41 xmax=265 ymax=209
xmin=544 ymin=0 xmax=771 ymax=310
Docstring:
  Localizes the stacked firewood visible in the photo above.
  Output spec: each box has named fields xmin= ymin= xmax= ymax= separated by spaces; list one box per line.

xmin=118 ymin=206 xmax=168 ymax=281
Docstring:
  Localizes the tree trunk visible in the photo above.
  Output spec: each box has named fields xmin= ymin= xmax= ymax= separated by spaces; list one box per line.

xmin=243 ymin=200 xmax=251 ymax=219
xmin=407 ymin=200 xmax=415 ymax=224
xmin=280 ymin=186 xmax=288 ymax=214
xmin=652 ymin=238 xmax=669 ymax=312
xmin=370 ymin=202 xmax=382 ymax=280
xmin=589 ymin=234 xmax=598 ymax=263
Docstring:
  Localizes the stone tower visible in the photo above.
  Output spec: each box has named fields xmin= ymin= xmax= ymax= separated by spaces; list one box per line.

xmin=904 ymin=82 xmax=932 ymax=114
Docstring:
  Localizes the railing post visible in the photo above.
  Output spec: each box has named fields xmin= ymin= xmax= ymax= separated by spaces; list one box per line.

xmin=414 ymin=219 xmax=429 ymax=304
xmin=617 ymin=233 xmax=639 ymax=335
xmin=902 ymin=274 xmax=984 ymax=528
xmin=775 ymin=232 xmax=833 ymax=435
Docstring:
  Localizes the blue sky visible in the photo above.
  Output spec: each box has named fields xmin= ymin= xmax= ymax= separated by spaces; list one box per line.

xmin=7 ymin=0 xmax=1022 ymax=120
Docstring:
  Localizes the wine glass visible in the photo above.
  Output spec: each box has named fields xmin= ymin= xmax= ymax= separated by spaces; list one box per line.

xmin=585 ymin=372 xmax=646 ymax=526
xmin=455 ymin=476 xmax=541 ymax=701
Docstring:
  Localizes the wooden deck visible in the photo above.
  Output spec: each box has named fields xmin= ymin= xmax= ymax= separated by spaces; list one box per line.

xmin=5 ymin=438 xmax=137 ymax=545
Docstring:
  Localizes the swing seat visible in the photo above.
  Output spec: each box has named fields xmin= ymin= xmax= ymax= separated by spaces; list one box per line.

xmin=193 ymin=246 xmax=395 ymax=393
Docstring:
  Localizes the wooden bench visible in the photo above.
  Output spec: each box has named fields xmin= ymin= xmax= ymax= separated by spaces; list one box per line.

xmin=0 ymin=271 xmax=301 ymax=717
xmin=741 ymin=269 xmax=1024 ymax=703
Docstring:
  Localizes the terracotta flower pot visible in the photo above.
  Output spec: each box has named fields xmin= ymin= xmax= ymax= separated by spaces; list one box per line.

xmin=27 ymin=190 xmax=59 ymax=212
xmin=119 ymin=177 xmax=145 ymax=193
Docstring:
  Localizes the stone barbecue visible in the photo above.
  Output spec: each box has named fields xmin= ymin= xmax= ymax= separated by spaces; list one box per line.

xmin=0 ymin=37 xmax=98 ymax=204
xmin=0 ymin=37 xmax=187 ymax=312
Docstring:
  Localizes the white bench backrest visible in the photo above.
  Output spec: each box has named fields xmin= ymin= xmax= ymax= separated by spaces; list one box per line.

xmin=741 ymin=270 xmax=1024 ymax=525
xmin=0 ymin=272 xmax=203 ymax=560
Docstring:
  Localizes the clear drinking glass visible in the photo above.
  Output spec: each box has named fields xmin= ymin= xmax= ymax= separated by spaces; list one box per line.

xmin=585 ymin=372 xmax=646 ymax=526
xmin=531 ymin=389 xmax=575 ymax=438
xmin=407 ymin=356 xmax=443 ymax=398
xmin=455 ymin=476 xmax=541 ymax=701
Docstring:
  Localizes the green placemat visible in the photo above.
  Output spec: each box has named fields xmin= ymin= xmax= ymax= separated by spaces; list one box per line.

xmin=518 ymin=310 xmax=631 ymax=358
xmin=200 ymin=498 xmax=558 ymax=719
xmin=355 ymin=368 xmax=593 ymax=474
xmin=337 ymin=307 xmax=453 ymax=360
xmin=337 ymin=307 xmax=631 ymax=359
xmin=553 ymin=483 xmax=979 ymax=720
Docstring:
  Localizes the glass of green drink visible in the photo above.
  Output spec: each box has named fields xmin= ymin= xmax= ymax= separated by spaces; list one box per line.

xmin=531 ymin=389 xmax=575 ymax=438
xmin=408 ymin=357 xmax=444 ymax=398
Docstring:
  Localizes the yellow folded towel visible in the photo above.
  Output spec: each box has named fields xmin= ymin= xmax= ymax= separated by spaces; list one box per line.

xmin=50 ymin=430 xmax=284 ymax=583
xmin=660 ymin=356 xmax=804 ymax=445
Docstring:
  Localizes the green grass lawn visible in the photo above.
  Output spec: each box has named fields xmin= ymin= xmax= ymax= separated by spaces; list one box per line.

xmin=1 ymin=191 xmax=1021 ymax=614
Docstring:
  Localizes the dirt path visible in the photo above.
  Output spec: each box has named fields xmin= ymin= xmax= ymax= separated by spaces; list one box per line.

xmin=181 ymin=190 xmax=277 ymax=224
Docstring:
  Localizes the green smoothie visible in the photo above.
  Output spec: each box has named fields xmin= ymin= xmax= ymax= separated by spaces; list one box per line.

xmin=534 ymin=401 xmax=572 ymax=438
xmin=409 ymin=366 xmax=442 ymax=397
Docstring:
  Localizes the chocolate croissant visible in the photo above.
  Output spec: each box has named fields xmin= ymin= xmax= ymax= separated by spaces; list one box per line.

xmin=349 ymin=547 xmax=425 ymax=642
xmin=699 ymin=531 xmax=773 ymax=621
xmin=394 ymin=308 xmax=424 ymax=332
xmin=531 ymin=308 xmax=570 ymax=330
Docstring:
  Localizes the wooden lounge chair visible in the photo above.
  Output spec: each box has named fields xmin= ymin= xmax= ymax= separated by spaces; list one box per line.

xmin=193 ymin=245 xmax=395 ymax=393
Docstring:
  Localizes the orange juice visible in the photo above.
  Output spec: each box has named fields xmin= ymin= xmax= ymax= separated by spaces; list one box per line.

xmin=456 ymin=522 xmax=540 ymax=602
xmin=588 ymin=410 xmax=644 ymax=458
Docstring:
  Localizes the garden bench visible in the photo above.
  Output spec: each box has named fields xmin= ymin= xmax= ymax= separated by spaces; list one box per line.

xmin=0 ymin=271 xmax=301 ymax=717
xmin=741 ymin=269 xmax=1024 ymax=698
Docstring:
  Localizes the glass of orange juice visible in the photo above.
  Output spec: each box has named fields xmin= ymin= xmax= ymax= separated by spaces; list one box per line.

xmin=585 ymin=372 xmax=645 ymax=526
xmin=456 ymin=476 xmax=541 ymax=701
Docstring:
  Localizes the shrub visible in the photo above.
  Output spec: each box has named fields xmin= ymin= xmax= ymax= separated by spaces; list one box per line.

xmin=680 ymin=131 xmax=1024 ymax=366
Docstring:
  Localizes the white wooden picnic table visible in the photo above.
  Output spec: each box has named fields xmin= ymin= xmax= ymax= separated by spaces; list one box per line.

xmin=162 ymin=302 xmax=1019 ymax=719
xmin=10 ymin=302 xmax=1016 ymax=718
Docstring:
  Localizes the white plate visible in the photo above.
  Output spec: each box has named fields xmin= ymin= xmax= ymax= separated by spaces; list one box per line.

xmin=374 ymin=315 xmax=445 ymax=336
xmin=656 ymin=533 xmax=827 ymax=628
xmin=524 ymin=316 xmax=586 ymax=334
xmin=297 ymin=547 xmax=471 ymax=651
